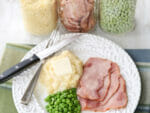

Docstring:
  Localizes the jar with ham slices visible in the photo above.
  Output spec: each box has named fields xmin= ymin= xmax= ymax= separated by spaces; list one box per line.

xmin=99 ymin=0 xmax=137 ymax=34
xmin=58 ymin=0 xmax=96 ymax=32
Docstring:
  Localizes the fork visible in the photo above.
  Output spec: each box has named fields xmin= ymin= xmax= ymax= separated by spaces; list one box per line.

xmin=21 ymin=26 xmax=60 ymax=105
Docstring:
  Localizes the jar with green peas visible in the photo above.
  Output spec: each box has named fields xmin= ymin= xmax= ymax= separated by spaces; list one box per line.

xmin=99 ymin=0 xmax=137 ymax=34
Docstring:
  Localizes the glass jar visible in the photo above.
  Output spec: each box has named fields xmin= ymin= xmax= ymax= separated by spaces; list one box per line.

xmin=99 ymin=0 xmax=137 ymax=34
xmin=58 ymin=0 xmax=96 ymax=32
xmin=20 ymin=0 xmax=58 ymax=36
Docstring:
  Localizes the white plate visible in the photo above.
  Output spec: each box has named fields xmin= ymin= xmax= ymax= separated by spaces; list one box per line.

xmin=12 ymin=33 xmax=141 ymax=113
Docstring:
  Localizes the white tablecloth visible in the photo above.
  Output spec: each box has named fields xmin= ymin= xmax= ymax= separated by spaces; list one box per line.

xmin=0 ymin=0 xmax=150 ymax=58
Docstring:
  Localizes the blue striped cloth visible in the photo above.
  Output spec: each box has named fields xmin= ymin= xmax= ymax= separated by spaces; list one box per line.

xmin=0 ymin=44 xmax=150 ymax=113
xmin=126 ymin=49 xmax=150 ymax=113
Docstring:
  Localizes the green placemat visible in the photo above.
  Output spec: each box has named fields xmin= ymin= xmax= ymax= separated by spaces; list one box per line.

xmin=0 ymin=87 xmax=17 ymax=113
xmin=0 ymin=43 xmax=33 ymax=113
xmin=0 ymin=43 xmax=33 ymax=74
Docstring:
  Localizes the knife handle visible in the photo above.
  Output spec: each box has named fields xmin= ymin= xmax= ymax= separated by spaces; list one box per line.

xmin=0 ymin=54 xmax=40 ymax=83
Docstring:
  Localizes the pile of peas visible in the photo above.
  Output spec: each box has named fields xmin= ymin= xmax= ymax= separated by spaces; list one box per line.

xmin=45 ymin=88 xmax=81 ymax=113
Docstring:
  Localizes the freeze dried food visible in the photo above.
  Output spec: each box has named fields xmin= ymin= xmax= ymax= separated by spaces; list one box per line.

xmin=20 ymin=0 xmax=58 ymax=35
xmin=99 ymin=0 xmax=137 ymax=34
xmin=58 ymin=0 xmax=96 ymax=32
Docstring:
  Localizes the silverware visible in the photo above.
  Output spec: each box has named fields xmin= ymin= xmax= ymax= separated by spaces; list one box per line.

xmin=21 ymin=27 xmax=60 ymax=105
xmin=0 ymin=32 xmax=79 ymax=83
xmin=21 ymin=33 xmax=81 ymax=105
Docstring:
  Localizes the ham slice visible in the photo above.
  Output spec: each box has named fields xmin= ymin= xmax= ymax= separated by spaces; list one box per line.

xmin=98 ymin=75 xmax=111 ymax=101
xmin=102 ymin=77 xmax=128 ymax=111
xmin=79 ymin=77 xmax=128 ymax=112
xmin=100 ymin=63 xmax=120 ymax=105
xmin=77 ymin=58 xmax=128 ymax=112
xmin=77 ymin=58 xmax=112 ymax=100
xmin=94 ymin=77 xmax=128 ymax=112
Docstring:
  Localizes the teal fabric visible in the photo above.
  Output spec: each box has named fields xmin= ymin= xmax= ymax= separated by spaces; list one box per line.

xmin=0 ymin=44 xmax=150 ymax=113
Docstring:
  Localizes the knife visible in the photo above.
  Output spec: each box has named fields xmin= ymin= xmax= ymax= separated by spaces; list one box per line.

xmin=0 ymin=35 xmax=80 ymax=83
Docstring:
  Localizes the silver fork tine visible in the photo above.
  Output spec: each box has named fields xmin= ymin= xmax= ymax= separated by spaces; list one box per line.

xmin=49 ymin=24 xmax=61 ymax=46
xmin=46 ymin=26 xmax=59 ymax=48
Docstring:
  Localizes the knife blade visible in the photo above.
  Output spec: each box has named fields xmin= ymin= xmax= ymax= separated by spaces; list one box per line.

xmin=0 ymin=35 xmax=80 ymax=83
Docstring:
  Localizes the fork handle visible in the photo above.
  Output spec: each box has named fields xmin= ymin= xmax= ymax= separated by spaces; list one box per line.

xmin=21 ymin=61 xmax=44 ymax=105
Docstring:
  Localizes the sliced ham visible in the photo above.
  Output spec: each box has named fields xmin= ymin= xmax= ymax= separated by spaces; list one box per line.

xmin=79 ymin=97 xmax=99 ymax=110
xmin=94 ymin=77 xmax=128 ymax=112
xmin=79 ymin=77 xmax=128 ymax=112
xmin=100 ymin=63 xmax=120 ymax=105
xmin=78 ymin=97 xmax=88 ymax=109
xmin=77 ymin=58 xmax=112 ymax=100
xmin=98 ymin=75 xmax=111 ymax=101
xmin=77 ymin=58 xmax=128 ymax=112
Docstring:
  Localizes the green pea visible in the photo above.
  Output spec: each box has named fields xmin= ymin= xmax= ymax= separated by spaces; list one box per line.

xmin=64 ymin=108 xmax=67 ymax=112
xmin=54 ymin=111 xmax=58 ymax=113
